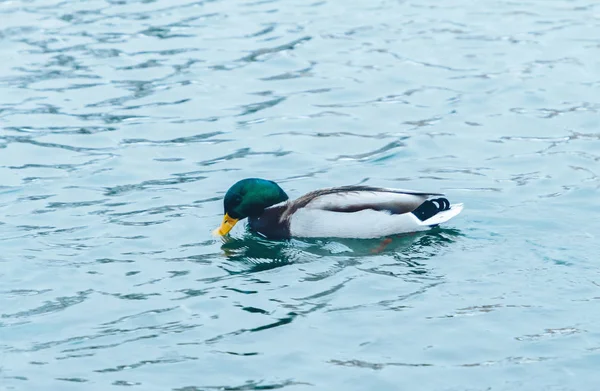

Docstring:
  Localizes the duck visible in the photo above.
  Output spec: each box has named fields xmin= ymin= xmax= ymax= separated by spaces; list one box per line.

xmin=213 ymin=178 xmax=463 ymax=240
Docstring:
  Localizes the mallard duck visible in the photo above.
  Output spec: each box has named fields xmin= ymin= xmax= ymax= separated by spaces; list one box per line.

xmin=213 ymin=178 xmax=463 ymax=239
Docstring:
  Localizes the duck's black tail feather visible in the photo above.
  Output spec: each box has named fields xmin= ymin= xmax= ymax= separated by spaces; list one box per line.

xmin=412 ymin=198 xmax=451 ymax=221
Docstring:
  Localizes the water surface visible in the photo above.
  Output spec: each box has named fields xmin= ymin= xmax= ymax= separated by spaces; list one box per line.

xmin=1 ymin=0 xmax=600 ymax=390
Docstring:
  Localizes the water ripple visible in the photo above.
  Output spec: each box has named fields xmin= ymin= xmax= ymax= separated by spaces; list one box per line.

xmin=1 ymin=0 xmax=599 ymax=389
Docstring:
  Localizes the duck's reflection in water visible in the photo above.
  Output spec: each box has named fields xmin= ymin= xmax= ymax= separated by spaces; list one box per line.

xmin=218 ymin=227 xmax=463 ymax=275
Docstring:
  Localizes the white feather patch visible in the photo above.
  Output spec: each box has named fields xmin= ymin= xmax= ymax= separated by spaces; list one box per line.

xmin=289 ymin=208 xmax=428 ymax=239
xmin=289 ymin=203 xmax=464 ymax=239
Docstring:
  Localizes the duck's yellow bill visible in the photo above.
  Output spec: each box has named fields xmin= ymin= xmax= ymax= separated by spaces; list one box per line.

xmin=212 ymin=213 xmax=239 ymax=236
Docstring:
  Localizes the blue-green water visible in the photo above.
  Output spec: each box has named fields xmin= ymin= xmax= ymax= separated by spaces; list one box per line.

xmin=1 ymin=0 xmax=599 ymax=389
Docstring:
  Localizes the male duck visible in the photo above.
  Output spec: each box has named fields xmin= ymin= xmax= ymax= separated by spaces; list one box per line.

xmin=213 ymin=178 xmax=463 ymax=240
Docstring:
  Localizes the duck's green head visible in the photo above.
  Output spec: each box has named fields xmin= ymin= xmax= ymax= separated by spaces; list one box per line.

xmin=213 ymin=178 xmax=289 ymax=236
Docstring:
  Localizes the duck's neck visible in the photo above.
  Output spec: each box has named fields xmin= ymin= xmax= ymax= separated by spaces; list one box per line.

xmin=248 ymin=204 xmax=291 ymax=239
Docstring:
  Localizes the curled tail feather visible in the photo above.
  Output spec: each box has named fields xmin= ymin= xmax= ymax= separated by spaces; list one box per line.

xmin=411 ymin=197 xmax=451 ymax=221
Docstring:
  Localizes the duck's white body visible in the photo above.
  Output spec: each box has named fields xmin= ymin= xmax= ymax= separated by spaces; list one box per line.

xmin=280 ymin=187 xmax=463 ymax=239
xmin=289 ymin=202 xmax=463 ymax=239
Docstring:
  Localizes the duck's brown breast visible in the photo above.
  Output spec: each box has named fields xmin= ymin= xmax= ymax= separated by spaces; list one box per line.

xmin=248 ymin=204 xmax=291 ymax=239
